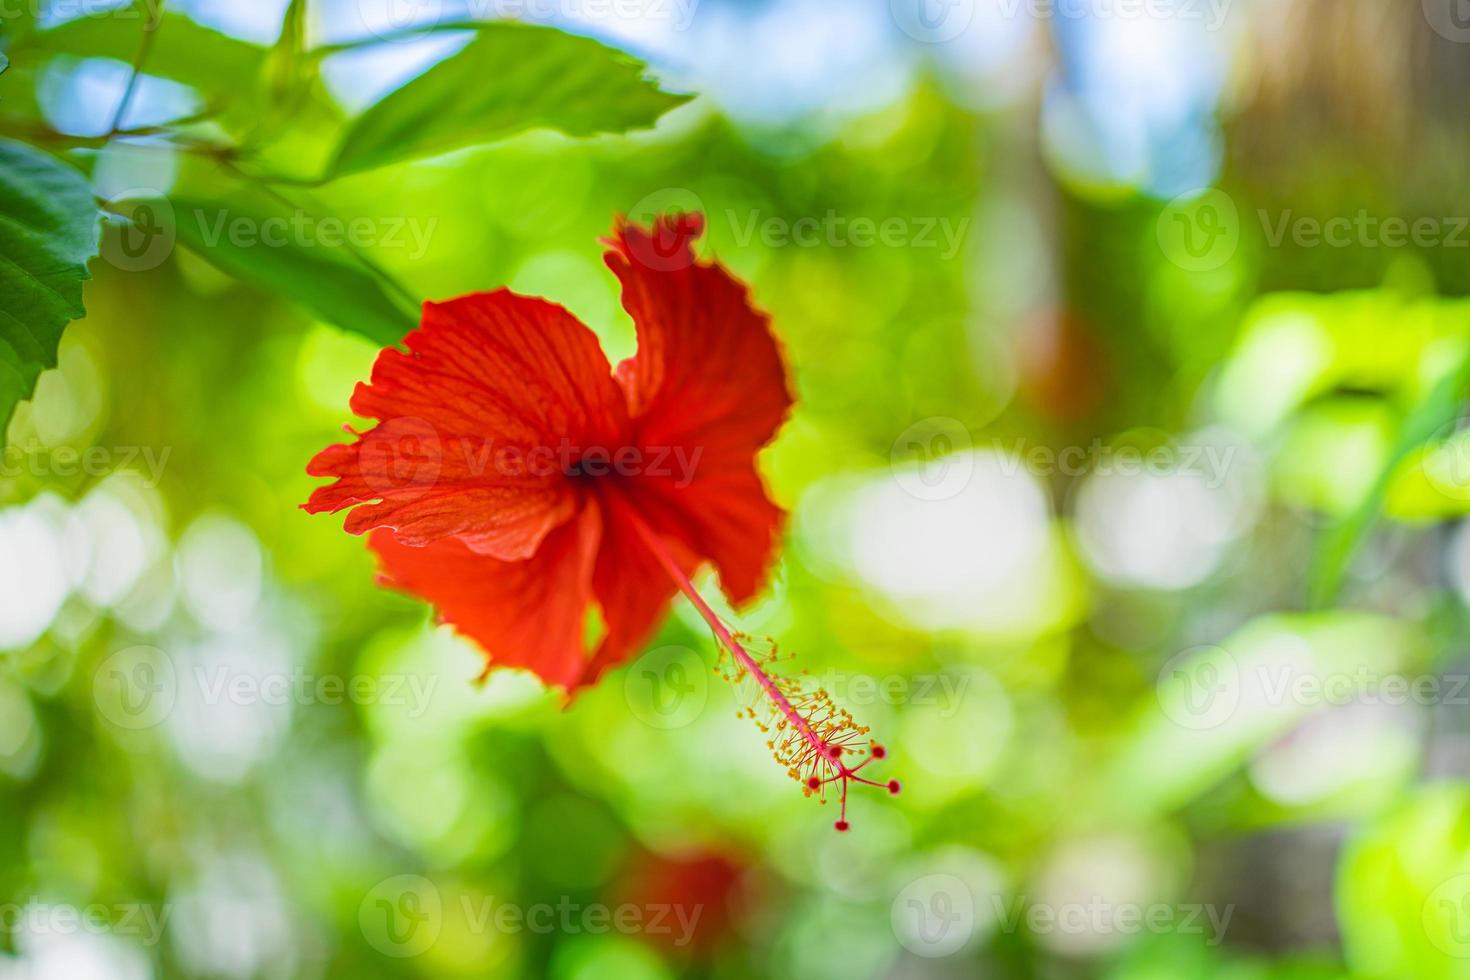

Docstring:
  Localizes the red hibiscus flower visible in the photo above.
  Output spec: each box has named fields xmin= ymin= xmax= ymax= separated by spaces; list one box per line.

xmin=304 ymin=213 xmax=896 ymax=829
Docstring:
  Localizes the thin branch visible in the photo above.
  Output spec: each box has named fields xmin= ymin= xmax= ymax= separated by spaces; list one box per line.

xmin=107 ymin=0 xmax=170 ymax=136
xmin=307 ymin=20 xmax=489 ymax=59
xmin=0 ymin=116 xmax=222 ymax=153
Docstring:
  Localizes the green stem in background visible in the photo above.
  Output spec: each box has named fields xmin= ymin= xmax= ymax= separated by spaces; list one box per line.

xmin=1308 ymin=345 xmax=1470 ymax=607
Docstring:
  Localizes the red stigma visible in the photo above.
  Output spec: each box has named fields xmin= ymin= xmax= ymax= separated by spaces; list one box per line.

xmin=834 ymin=820 xmax=850 ymax=832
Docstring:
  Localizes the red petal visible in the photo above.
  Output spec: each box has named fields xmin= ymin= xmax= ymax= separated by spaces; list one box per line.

xmin=604 ymin=215 xmax=794 ymax=603
xmin=367 ymin=502 xmax=602 ymax=690
xmin=577 ymin=486 xmax=700 ymax=690
xmin=304 ymin=290 xmax=628 ymax=560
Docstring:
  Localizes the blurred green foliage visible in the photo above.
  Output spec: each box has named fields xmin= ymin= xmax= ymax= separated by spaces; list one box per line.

xmin=2 ymin=2 xmax=1470 ymax=979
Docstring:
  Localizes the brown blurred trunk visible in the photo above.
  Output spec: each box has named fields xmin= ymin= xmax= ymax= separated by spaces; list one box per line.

xmin=1230 ymin=0 xmax=1470 ymax=207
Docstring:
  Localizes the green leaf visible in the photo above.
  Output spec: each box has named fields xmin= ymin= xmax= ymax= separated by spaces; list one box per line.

xmin=239 ymin=0 xmax=336 ymax=173
xmin=22 ymin=8 xmax=266 ymax=96
xmin=262 ymin=0 xmax=311 ymax=105
xmin=0 ymin=138 xmax=99 ymax=447
xmin=331 ymin=23 xmax=688 ymax=176
xmin=158 ymin=195 xmax=415 ymax=345
xmin=1337 ymin=784 xmax=1470 ymax=979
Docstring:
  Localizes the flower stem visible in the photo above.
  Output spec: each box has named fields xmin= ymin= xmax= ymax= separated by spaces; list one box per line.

xmin=623 ymin=506 xmax=899 ymax=831
xmin=627 ymin=513 xmax=833 ymax=762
